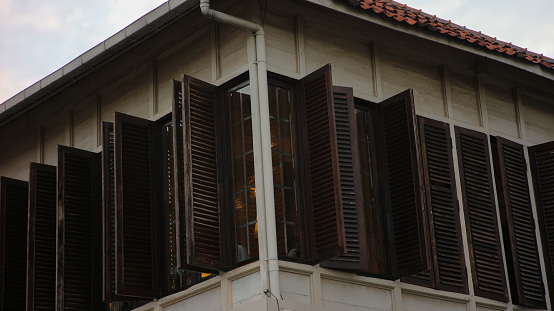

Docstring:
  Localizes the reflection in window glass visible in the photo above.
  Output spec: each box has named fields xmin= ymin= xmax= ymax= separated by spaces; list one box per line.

xmin=355 ymin=108 xmax=385 ymax=274
xmin=268 ymin=84 xmax=300 ymax=258
xmin=230 ymin=85 xmax=258 ymax=262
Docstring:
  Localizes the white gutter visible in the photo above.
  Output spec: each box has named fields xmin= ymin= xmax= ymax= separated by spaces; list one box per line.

xmin=199 ymin=0 xmax=281 ymax=299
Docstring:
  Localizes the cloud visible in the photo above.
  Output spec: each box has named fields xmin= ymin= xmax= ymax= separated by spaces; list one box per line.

xmin=0 ymin=0 xmax=165 ymax=103
xmin=405 ymin=0 xmax=554 ymax=57
xmin=0 ymin=0 xmax=552 ymax=104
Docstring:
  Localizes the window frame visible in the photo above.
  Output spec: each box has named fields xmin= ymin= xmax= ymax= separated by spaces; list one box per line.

xmin=266 ymin=73 xmax=310 ymax=263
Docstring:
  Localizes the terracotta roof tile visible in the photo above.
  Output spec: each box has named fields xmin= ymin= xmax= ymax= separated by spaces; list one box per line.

xmin=345 ymin=0 xmax=554 ymax=71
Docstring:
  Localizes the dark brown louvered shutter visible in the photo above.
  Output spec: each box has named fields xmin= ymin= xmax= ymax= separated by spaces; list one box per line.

xmin=172 ymin=79 xmax=185 ymax=275
xmin=320 ymin=86 xmax=367 ymax=271
xmin=417 ymin=118 xmax=467 ymax=293
xmin=378 ymin=89 xmax=428 ymax=278
xmin=103 ymin=121 xmax=142 ymax=301
xmin=298 ymin=64 xmax=346 ymax=263
xmin=27 ymin=163 xmax=57 ymax=310
xmin=455 ymin=128 xmax=507 ymax=301
xmin=528 ymin=141 xmax=554 ymax=306
xmin=114 ymin=112 xmax=159 ymax=298
xmin=495 ymin=137 xmax=545 ymax=308
xmin=182 ymin=75 xmax=224 ymax=272
xmin=0 ymin=177 xmax=28 ymax=310
xmin=102 ymin=121 xmax=116 ymax=301
xmin=57 ymin=146 xmax=102 ymax=310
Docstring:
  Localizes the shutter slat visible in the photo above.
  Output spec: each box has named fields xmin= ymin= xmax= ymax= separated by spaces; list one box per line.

xmin=321 ymin=86 xmax=367 ymax=271
xmin=379 ymin=89 xmax=428 ymax=279
xmin=455 ymin=128 xmax=507 ymax=301
xmin=114 ymin=113 xmax=159 ymax=298
xmin=27 ymin=163 xmax=57 ymax=310
xmin=299 ymin=65 xmax=346 ymax=263
xmin=183 ymin=75 xmax=223 ymax=271
xmin=57 ymin=146 xmax=102 ymax=310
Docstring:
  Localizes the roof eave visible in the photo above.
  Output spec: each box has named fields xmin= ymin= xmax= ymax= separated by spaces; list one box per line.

xmin=304 ymin=0 xmax=554 ymax=81
xmin=0 ymin=0 xmax=197 ymax=126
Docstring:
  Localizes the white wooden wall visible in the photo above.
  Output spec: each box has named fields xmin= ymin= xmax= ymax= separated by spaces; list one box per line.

xmin=0 ymin=0 xmax=553 ymax=310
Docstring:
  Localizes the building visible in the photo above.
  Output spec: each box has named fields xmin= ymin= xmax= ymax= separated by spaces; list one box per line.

xmin=1 ymin=0 xmax=554 ymax=310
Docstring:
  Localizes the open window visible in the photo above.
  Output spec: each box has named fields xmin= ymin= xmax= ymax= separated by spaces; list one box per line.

xmin=177 ymin=65 xmax=430 ymax=278
xmin=320 ymin=85 xmax=429 ymax=279
xmin=179 ymin=67 xmax=353 ymax=270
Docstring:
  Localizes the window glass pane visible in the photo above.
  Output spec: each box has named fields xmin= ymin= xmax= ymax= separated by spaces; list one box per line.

xmin=278 ymin=88 xmax=291 ymax=121
xmin=279 ymin=121 xmax=292 ymax=154
xmin=229 ymin=84 xmax=257 ymax=262
xmin=272 ymin=152 xmax=282 ymax=186
xmin=268 ymin=83 xmax=300 ymax=258
xmin=233 ymin=158 xmax=245 ymax=192
xmin=244 ymin=119 xmax=253 ymax=153
xmin=232 ymin=124 xmax=243 ymax=158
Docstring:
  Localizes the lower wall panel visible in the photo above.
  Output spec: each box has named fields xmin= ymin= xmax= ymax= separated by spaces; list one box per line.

xmin=232 ymin=271 xmax=263 ymax=308
xmin=321 ymin=278 xmax=393 ymax=311
xmin=163 ymin=286 xmax=222 ymax=311
xmin=403 ymin=293 xmax=466 ymax=311
xmin=280 ymin=271 xmax=311 ymax=305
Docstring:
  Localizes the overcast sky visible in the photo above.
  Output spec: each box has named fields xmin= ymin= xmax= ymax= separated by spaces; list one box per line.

xmin=1 ymin=0 xmax=552 ymax=104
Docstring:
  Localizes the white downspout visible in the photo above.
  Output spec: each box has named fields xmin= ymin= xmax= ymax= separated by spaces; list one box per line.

xmin=200 ymin=0 xmax=281 ymax=299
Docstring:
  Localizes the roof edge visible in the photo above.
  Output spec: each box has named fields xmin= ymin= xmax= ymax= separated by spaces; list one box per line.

xmin=0 ymin=0 xmax=197 ymax=126
xmin=304 ymin=0 xmax=554 ymax=79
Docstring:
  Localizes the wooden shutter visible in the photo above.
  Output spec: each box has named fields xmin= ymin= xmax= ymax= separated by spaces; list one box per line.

xmin=496 ymin=137 xmax=545 ymax=308
xmin=102 ymin=121 xmax=143 ymax=301
xmin=102 ymin=121 xmax=116 ymax=301
xmin=378 ymin=89 xmax=428 ymax=278
xmin=172 ymin=79 xmax=185 ymax=275
xmin=298 ymin=64 xmax=346 ymax=263
xmin=528 ymin=141 xmax=554 ymax=306
xmin=27 ymin=163 xmax=57 ymax=310
xmin=418 ymin=118 xmax=467 ymax=292
xmin=455 ymin=128 xmax=507 ymax=301
xmin=57 ymin=146 xmax=102 ymax=310
xmin=182 ymin=75 xmax=224 ymax=272
xmin=114 ymin=112 xmax=159 ymax=297
xmin=320 ymin=86 xmax=367 ymax=270
xmin=0 ymin=177 xmax=28 ymax=310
